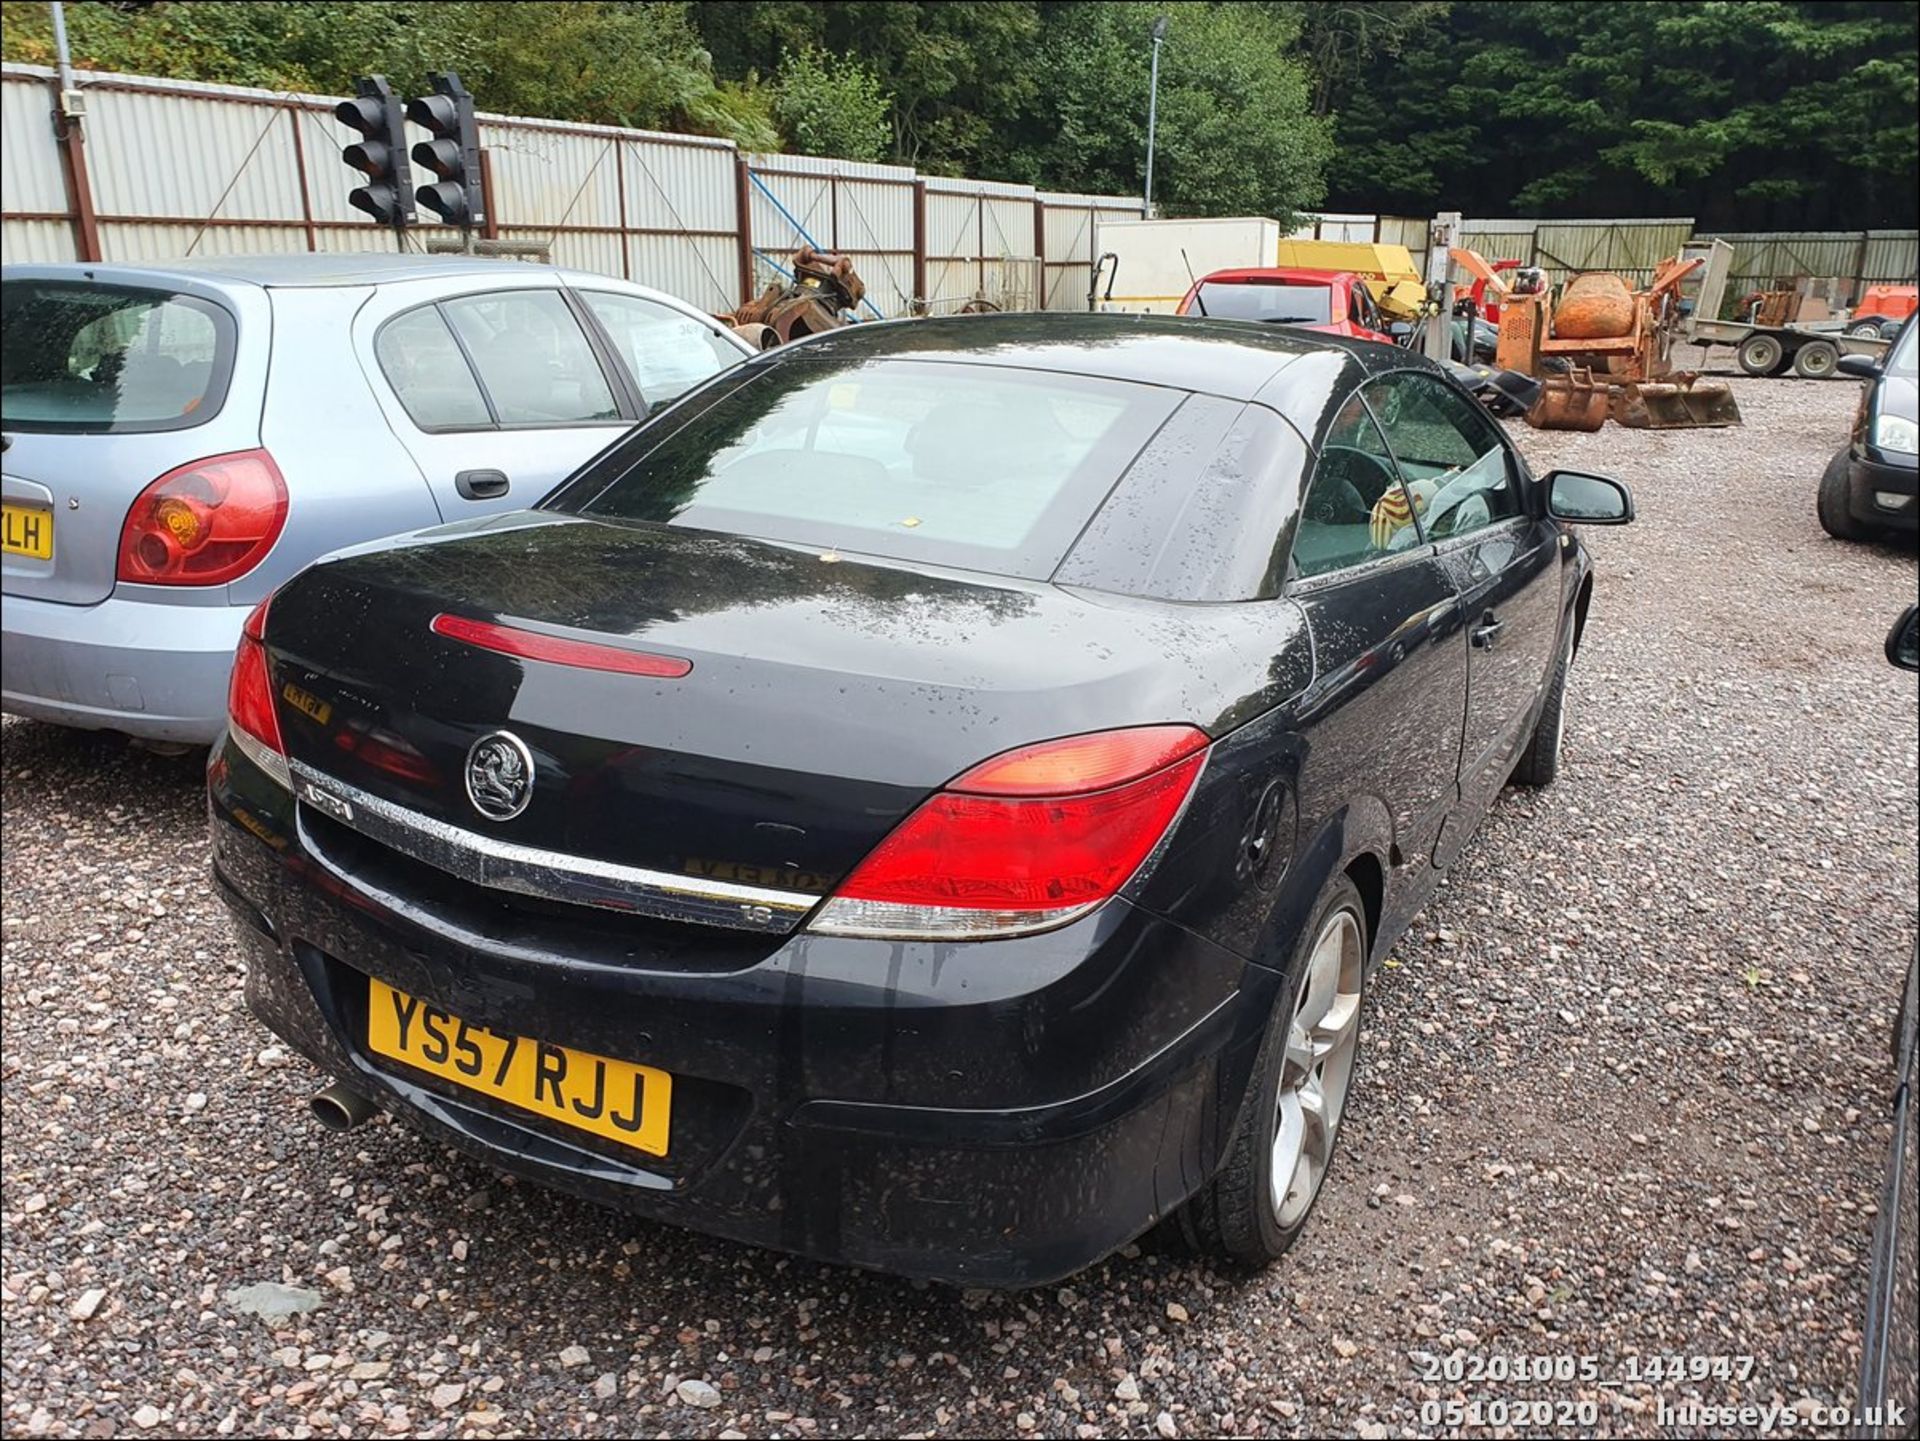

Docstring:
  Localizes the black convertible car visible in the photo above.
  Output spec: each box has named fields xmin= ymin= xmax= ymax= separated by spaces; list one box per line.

xmin=209 ymin=313 xmax=1632 ymax=1286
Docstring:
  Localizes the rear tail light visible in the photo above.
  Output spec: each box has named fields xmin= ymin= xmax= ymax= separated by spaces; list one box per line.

xmin=809 ymin=725 xmax=1209 ymax=941
xmin=227 ymin=596 xmax=290 ymax=789
xmin=117 ymin=449 xmax=288 ymax=586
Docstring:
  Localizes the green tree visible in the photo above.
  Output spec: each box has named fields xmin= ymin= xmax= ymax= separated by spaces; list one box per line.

xmin=1283 ymin=0 xmax=1450 ymax=115
xmin=772 ymin=45 xmax=892 ymax=161
xmin=1326 ymin=0 xmax=1918 ymax=228
xmin=1017 ymin=2 xmax=1333 ymax=222
xmin=693 ymin=1 xmax=1042 ymax=172
xmin=0 ymin=0 xmax=778 ymax=146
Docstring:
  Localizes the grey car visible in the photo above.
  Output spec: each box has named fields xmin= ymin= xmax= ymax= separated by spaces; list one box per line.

xmin=2 ymin=254 xmax=753 ymax=746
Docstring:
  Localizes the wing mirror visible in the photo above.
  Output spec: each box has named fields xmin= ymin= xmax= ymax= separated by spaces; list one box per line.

xmin=1888 ymin=604 xmax=1920 ymax=671
xmin=1838 ymin=354 xmax=1883 ymax=379
xmin=1544 ymin=470 xmax=1635 ymax=525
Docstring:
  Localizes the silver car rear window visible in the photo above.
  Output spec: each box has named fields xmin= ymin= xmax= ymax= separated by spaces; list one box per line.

xmin=0 ymin=280 xmax=237 ymax=434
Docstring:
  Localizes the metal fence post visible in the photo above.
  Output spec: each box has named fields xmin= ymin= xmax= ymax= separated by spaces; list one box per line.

xmin=285 ymin=106 xmax=318 ymax=251
xmin=613 ymin=143 xmax=629 ymax=277
xmin=912 ymin=179 xmax=928 ymax=312
xmin=733 ymin=153 xmax=754 ymax=307
xmin=1034 ymin=198 xmax=1047 ymax=309
xmin=48 ymin=78 xmax=101 ymax=260
xmin=477 ymin=148 xmax=501 ymax=240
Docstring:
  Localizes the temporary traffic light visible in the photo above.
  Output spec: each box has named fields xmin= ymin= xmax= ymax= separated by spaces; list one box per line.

xmin=335 ymin=75 xmax=414 ymax=229
xmin=408 ymin=71 xmax=485 ymax=230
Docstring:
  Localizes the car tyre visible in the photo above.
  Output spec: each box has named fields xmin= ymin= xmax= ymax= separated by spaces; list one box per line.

xmin=1512 ymin=612 xmax=1576 ymax=788
xmin=1817 ymin=449 xmax=1867 ymax=540
xmin=1179 ymin=875 xmax=1367 ymax=1267
xmin=1737 ymin=333 xmax=1784 ymax=376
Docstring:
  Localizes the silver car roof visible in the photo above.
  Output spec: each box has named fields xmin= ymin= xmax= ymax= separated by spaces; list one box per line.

xmin=4 ymin=252 xmax=603 ymax=289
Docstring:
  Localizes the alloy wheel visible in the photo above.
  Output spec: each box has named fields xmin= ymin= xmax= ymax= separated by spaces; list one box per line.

xmin=1270 ymin=907 xmax=1364 ymax=1228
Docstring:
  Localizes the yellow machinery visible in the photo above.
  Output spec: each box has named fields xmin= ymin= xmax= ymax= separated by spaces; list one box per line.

xmin=1273 ymin=239 xmax=1428 ymax=321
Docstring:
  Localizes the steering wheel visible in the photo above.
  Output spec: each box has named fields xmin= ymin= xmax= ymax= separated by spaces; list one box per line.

xmin=1312 ymin=445 xmax=1400 ymax=522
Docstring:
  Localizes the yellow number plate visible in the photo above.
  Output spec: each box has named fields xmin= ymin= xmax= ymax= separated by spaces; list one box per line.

xmin=280 ymin=681 xmax=332 ymax=725
xmin=2 ymin=503 xmax=53 ymax=561
xmin=366 ymin=978 xmax=671 ymax=1157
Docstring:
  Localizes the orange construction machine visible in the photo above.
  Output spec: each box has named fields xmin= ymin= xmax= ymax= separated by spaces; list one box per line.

xmin=1451 ymin=249 xmax=1741 ymax=431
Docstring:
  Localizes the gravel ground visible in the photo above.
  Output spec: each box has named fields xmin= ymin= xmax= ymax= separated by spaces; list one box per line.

xmin=4 ymin=370 xmax=1916 ymax=1440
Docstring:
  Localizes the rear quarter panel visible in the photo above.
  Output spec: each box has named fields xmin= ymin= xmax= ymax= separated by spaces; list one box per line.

xmin=237 ymin=285 xmax=442 ymax=606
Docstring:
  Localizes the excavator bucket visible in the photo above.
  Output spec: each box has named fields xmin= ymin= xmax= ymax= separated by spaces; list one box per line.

xmin=1613 ymin=373 xmax=1742 ymax=429
xmin=1525 ymin=367 xmax=1610 ymax=431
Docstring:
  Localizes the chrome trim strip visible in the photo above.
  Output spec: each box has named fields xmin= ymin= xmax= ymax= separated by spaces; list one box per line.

xmin=286 ymin=759 xmax=817 ymax=934
xmin=807 ymin=895 xmax=1101 ymax=940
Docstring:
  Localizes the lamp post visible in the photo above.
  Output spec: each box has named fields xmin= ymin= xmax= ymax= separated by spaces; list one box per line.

xmin=1142 ymin=15 xmax=1167 ymax=218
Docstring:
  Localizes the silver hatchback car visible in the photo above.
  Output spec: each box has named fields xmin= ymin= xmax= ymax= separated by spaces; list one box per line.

xmin=2 ymin=254 xmax=753 ymax=746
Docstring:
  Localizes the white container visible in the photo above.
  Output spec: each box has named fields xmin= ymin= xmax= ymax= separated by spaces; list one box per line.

xmin=1092 ymin=216 xmax=1283 ymax=313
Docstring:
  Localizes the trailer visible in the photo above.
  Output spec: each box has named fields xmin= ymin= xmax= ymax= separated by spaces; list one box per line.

xmin=1681 ymin=239 xmax=1891 ymax=378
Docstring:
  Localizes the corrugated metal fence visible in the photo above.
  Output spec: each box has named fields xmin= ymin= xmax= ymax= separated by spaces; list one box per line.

xmin=1459 ymin=217 xmax=1699 ymax=290
xmin=1700 ymin=230 xmax=1920 ymax=304
xmin=0 ymin=62 xmax=1139 ymax=317
xmin=1452 ymin=217 xmax=1917 ymax=299
xmin=12 ymin=63 xmax=1912 ymax=314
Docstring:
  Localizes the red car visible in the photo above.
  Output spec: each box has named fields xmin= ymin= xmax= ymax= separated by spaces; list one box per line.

xmin=1176 ymin=267 xmax=1395 ymax=344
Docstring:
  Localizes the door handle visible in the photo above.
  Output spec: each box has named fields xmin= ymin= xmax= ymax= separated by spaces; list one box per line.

xmin=1471 ymin=615 xmax=1505 ymax=649
xmin=455 ymin=469 xmax=510 ymax=501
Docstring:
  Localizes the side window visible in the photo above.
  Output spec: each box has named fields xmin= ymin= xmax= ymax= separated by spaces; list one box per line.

xmin=578 ymin=291 xmax=741 ymax=405
xmin=374 ymin=306 xmax=491 ymax=430
xmin=1367 ymin=372 xmax=1521 ymax=541
xmin=1292 ymin=391 xmax=1425 ymax=578
xmin=441 ymin=290 xmax=620 ymax=425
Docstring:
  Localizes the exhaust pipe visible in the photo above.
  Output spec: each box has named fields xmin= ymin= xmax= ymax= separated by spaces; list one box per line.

xmin=310 ymin=1080 xmax=378 ymax=1133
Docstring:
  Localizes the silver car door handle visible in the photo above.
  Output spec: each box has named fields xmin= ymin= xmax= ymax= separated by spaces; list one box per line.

xmin=455 ymin=469 xmax=510 ymax=500
xmin=1471 ymin=615 xmax=1505 ymax=648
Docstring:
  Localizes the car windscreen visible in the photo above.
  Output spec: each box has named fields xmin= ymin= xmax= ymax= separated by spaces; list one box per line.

xmin=1191 ymin=281 xmax=1334 ymax=325
xmin=548 ymin=358 xmax=1181 ymax=580
xmin=0 ymin=281 xmax=237 ymax=433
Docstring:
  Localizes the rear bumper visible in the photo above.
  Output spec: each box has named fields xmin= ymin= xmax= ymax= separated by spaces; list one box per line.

xmin=1 ymin=589 xmax=241 ymax=744
xmin=1849 ymin=448 xmax=1920 ymax=532
xmin=209 ymin=739 xmax=1270 ymax=1287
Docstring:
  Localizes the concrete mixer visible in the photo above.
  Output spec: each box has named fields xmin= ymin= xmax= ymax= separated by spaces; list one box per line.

xmin=1469 ymin=251 xmax=1742 ymax=431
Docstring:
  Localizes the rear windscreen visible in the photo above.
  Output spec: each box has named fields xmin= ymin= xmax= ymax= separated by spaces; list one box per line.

xmin=1191 ymin=281 xmax=1334 ymax=325
xmin=1 ymin=281 xmax=236 ymax=433
xmin=549 ymin=358 xmax=1180 ymax=580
